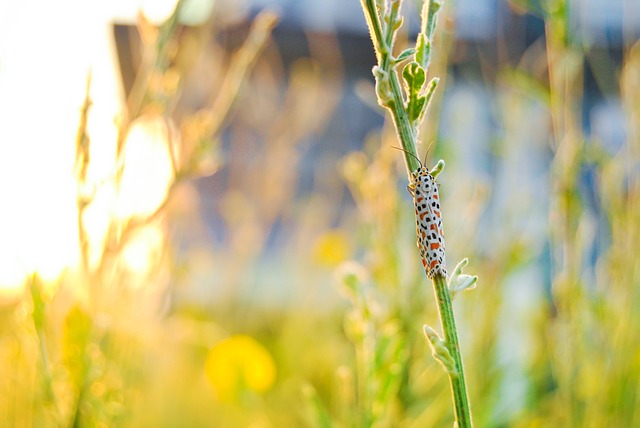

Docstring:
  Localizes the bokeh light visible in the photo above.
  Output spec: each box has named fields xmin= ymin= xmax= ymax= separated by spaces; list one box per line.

xmin=0 ymin=0 xmax=180 ymax=294
xmin=205 ymin=334 xmax=276 ymax=400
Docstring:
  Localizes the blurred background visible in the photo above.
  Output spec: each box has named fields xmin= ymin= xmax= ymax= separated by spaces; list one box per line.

xmin=1 ymin=0 xmax=639 ymax=426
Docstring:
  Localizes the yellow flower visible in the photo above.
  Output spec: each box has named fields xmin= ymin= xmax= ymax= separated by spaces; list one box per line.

xmin=205 ymin=335 xmax=276 ymax=400
xmin=312 ymin=230 xmax=350 ymax=267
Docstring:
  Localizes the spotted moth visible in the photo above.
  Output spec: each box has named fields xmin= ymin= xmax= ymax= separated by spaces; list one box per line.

xmin=407 ymin=164 xmax=447 ymax=278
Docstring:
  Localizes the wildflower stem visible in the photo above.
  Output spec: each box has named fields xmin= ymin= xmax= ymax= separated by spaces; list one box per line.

xmin=360 ymin=0 xmax=421 ymax=173
xmin=387 ymin=72 xmax=421 ymax=172
xmin=359 ymin=1 xmax=474 ymax=426
xmin=433 ymin=274 xmax=472 ymax=426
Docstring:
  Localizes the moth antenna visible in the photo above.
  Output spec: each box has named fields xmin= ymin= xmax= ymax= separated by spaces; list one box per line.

xmin=423 ymin=141 xmax=435 ymax=165
xmin=391 ymin=146 xmax=423 ymax=168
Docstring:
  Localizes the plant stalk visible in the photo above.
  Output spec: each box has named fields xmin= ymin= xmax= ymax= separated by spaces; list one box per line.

xmin=360 ymin=0 xmax=420 ymax=173
xmin=433 ymin=274 xmax=472 ymax=427
xmin=359 ymin=1 xmax=473 ymax=426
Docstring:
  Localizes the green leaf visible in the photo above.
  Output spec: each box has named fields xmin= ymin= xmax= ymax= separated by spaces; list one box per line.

xmin=415 ymin=33 xmax=431 ymax=69
xmin=417 ymin=76 xmax=439 ymax=121
xmin=429 ymin=158 xmax=445 ymax=177
xmin=402 ymin=62 xmax=427 ymax=122
xmin=402 ymin=62 xmax=426 ymax=93
xmin=423 ymin=0 xmax=443 ymax=38
xmin=395 ymin=48 xmax=415 ymax=63
xmin=413 ymin=96 xmax=426 ymax=121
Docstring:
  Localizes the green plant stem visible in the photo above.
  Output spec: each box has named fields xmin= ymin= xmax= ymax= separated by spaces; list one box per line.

xmin=433 ymin=274 xmax=472 ymax=427
xmin=360 ymin=0 xmax=420 ymax=173
xmin=387 ymin=72 xmax=421 ymax=172
xmin=359 ymin=1 xmax=473 ymax=426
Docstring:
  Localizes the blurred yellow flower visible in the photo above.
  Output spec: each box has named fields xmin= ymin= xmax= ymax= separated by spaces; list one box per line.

xmin=312 ymin=230 xmax=351 ymax=267
xmin=205 ymin=335 xmax=276 ymax=400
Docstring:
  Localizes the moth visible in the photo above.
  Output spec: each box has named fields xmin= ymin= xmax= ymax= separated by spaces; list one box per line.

xmin=407 ymin=159 xmax=447 ymax=279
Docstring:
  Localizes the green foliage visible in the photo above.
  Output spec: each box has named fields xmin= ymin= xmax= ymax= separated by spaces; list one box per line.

xmin=402 ymin=61 xmax=427 ymax=122
xmin=395 ymin=48 xmax=416 ymax=64
xmin=415 ymin=34 xmax=430 ymax=69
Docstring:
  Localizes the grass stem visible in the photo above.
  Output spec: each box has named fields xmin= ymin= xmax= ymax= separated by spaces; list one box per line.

xmin=433 ymin=274 xmax=472 ymax=427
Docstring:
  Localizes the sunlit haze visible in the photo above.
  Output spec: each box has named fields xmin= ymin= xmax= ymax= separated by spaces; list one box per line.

xmin=0 ymin=0 xmax=179 ymax=295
